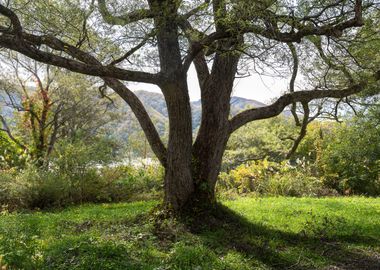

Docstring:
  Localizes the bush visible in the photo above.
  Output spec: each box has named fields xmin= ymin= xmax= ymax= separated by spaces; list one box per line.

xmin=0 ymin=138 xmax=164 ymax=210
xmin=0 ymin=163 xmax=164 ymax=210
xmin=223 ymin=116 xmax=296 ymax=170
xmin=316 ymin=108 xmax=380 ymax=196
xmin=220 ymin=106 xmax=380 ymax=197
xmin=98 ymin=164 xmax=164 ymax=202
xmin=0 ymin=133 xmax=26 ymax=169
xmin=217 ymin=159 xmax=329 ymax=197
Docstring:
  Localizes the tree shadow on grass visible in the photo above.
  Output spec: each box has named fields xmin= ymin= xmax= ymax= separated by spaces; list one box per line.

xmin=190 ymin=204 xmax=380 ymax=270
xmin=3 ymin=202 xmax=379 ymax=269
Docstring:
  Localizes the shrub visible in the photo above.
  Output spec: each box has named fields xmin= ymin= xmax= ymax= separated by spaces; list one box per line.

xmin=0 ymin=169 xmax=23 ymax=210
xmin=223 ymin=116 xmax=296 ymax=170
xmin=0 ymin=163 xmax=164 ymax=210
xmin=0 ymin=133 xmax=26 ymax=169
xmin=316 ymin=109 xmax=380 ymax=196
xmin=217 ymin=159 xmax=328 ymax=197
xmin=0 ymin=137 xmax=164 ymax=210
xmin=98 ymin=164 xmax=164 ymax=201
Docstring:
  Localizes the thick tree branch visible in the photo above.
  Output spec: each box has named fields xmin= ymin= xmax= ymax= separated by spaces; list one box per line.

xmin=98 ymin=0 xmax=154 ymax=26
xmin=238 ymin=0 xmax=364 ymax=43
xmin=183 ymin=0 xmax=210 ymax=20
xmin=0 ymin=4 xmax=160 ymax=84
xmin=184 ymin=0 xmax=364 ymax=66
xmin=229 ymin=80 xmax=374 ymax=133
xmin=177 ymin=17 xmax=210 ymax=88
xmin=0 ymin=4 xmax=22 ymax=34
xmin=103 ymin=78 xmax=167 ymax=166
xmin=0 ymin=33 xmax=160 ymax=84
xmin=0 ymin=4 xmax=167 ymax=165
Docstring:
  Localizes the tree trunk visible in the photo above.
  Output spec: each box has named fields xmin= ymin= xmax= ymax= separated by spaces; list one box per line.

xmin=163 ymin=51 xmax=239 ymax=213
xmin=190 ymin=45 xmax=240 ymax=209
xmin=150 ymin=0 xmax=240 ymax=214
xmin=150 ymin=0 xmax=194 ymax=211
xmin=191 ymin=90 xmax=231 ymax=208
xmin=162 ymin=79 xmax=194 ymax=211
xmin=161 ymin=72 xmax=232 ymax=212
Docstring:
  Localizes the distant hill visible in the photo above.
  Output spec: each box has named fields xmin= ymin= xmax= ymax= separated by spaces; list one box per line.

xmin=108 ymin=91 xmax=269 ymax=142
xmin=1 ymin=89 xmax=283 ymax=143
xmin=229 ymin=96 xmax=267 ymax=116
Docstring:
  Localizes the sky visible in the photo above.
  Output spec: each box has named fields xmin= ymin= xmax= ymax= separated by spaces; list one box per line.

xmin=127 ymin=65 xmax=289 ymax=104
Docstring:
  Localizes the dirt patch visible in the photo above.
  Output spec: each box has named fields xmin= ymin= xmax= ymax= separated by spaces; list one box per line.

xmin=324 ymin=249 xmax=380 ymax=270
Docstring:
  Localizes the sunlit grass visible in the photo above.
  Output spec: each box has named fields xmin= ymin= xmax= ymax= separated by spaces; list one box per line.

xmin=0 ymin=197 xmax=379 ymax=269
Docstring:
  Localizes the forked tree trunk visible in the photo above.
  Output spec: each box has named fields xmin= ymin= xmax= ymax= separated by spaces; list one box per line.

xmin=162 ymin=78 xmax=231 ymax=211
xmin=162 ymin=50 xmax=239 ymax=213
xmin=163 ymin=121 xmax=229 ymax=212
xmin=149 ymin=0 xmax=240 ymax=214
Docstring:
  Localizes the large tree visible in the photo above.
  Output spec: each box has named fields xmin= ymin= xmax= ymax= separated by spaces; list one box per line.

xmin=0 ymin=0 xmax=379 ymax=212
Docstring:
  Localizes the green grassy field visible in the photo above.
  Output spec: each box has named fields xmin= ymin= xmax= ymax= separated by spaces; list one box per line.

xmin=0 ymin=197 xmax=379 ymax=269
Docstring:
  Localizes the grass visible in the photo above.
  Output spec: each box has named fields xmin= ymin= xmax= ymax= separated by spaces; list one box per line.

xmin=0 ymin=197 xmax=379 ymax=269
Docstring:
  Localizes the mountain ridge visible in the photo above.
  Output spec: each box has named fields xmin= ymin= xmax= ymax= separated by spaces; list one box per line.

xmin=110 ymin=90 xmax=269 ymax=142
